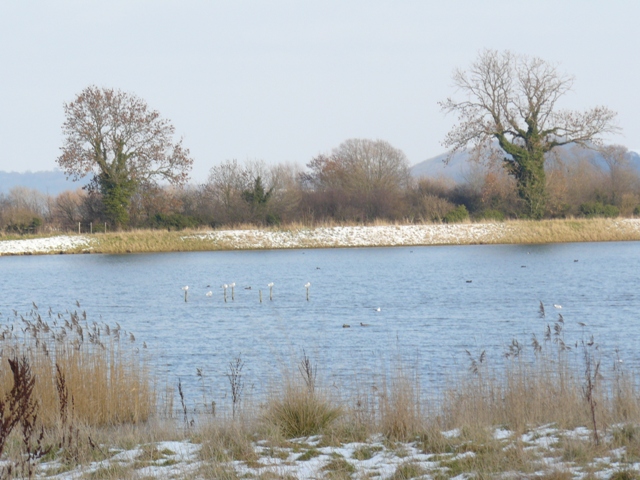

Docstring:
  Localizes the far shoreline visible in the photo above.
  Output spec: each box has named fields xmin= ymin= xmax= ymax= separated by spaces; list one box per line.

xmin=1 ymin=218 xmax=640 ymax=256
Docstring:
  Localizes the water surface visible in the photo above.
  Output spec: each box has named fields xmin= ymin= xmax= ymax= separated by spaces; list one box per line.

xmin=1 ymin=242 xmax=638 ymax=406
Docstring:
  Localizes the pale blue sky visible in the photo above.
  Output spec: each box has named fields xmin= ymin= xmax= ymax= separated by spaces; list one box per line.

xmin=0 ymin=1 xmax=637 ymax=182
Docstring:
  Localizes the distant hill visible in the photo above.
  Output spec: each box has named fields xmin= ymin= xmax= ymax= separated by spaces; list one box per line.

xmin=0 ymin=170 xmax=87 ymax=196
xmin=410 ymin=145 xmax=640 ymax=182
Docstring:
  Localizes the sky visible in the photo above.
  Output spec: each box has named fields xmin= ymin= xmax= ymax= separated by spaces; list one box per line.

xmin=0 ymin=1 xmax=638 ymax=184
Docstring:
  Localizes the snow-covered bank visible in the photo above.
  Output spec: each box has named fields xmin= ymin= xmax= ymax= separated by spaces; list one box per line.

xmin=184 ymin=223 xmax=513 ymax=249
xmin=0 ymin=235 xmax=92 ymax=255
xmin=2 ymin=219 xmax=640 ymax=255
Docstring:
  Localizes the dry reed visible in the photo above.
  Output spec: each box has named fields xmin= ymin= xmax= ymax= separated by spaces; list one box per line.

xmin=0 ymin=305 xmax=155 ymax=428
xmin=1 ymin=302 xmax=640 ymax=477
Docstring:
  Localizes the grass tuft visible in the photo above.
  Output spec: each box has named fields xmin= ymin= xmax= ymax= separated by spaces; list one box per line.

xmin=263 ymin=384 xmax=342 ymax=438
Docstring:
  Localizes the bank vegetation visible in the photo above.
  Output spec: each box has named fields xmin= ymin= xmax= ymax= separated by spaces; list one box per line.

xmin=1 ymin=141 xmax=640 ymax=239
xmin=1 ymin=305 xmax=640 ymax=478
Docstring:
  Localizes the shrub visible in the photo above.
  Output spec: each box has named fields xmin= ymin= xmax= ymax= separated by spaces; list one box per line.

xmin=476 ymin=209 xmax=505 ymax=221
xmin=443 ymin=205 xmax=469 ymax=223
xmin=265 ymin=213 xmax=281 ymax=226
xmin=579 ymin=201 xmax=619 ymax=218
xmin=148 ymin=213 xmax=199 ymax=230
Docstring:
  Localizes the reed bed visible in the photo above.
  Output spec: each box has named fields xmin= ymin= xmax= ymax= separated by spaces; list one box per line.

xmin=2 ymin=305 xmax=640 ymax=477
xmin=0 ymin=304 xmax=155 ymax=427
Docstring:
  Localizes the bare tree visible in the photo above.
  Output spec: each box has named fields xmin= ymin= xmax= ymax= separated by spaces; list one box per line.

xmin=303 ymin=138 xmax=411 ymax=221
xmin=202 ymin=159 xmax=252 ymax=224
xmin=440 ymin=50 xmax=619 ymax=218
xmin=54 ymin=189 xmax=86 ymax=229
xmin=57 ymin=86 xmax=193 ymax=227
xmin=599 ymin=144 xmax=638 ymax=206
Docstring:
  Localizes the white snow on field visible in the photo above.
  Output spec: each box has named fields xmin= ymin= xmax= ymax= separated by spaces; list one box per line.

xmin=0 ymin=235 xmax=92 ymax=255
xmin=2 ymin=219 xmax=640 ymax=255
xmin=185 ymin=223 xmax=514 ymax=249
xmin=34 ymin=425 xmax=640 ymax=479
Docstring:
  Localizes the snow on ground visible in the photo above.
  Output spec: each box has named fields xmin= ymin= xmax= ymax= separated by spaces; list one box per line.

xmin=2 ymin=219 xmax=640 ymax=255
xmin=34 ymin=425 xmax=640 ymax=479
xmin=185 ymin=223 xmax=514 ymax=249
xmin=0 ymin=235 xmax=92 ymax=255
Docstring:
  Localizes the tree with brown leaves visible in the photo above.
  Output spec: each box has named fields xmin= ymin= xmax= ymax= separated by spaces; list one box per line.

xmin=440 ymin=50 xmax=619 ymax=218
xmin=57 ymin=86 xmax=193 ymax=227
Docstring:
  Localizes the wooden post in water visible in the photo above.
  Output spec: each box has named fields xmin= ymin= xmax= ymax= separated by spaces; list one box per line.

xmin=182 ymin=286 xmax=189 ymax=302
xmin=230 ymin=283 xmax=235 ymax=301
xmin=223 ymin=284 xmax=228 ymax=303
xmin=305 ymin=282 xmax=311 ymax=301
xmin=259 ymin=290 xmax=262 ymax=303
xmin=268 ymin=283 xmax=274 ymax=301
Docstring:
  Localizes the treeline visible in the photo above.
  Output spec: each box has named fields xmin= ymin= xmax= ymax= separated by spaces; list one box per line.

xmin=1 ymin=140 xmax=639 ymax=234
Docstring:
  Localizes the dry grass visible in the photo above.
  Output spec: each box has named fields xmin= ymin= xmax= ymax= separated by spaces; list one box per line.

xmin=5 ymin=217 xmax=640 ymax=255
xmin=262 ymin=382 xmax=342 ymax=439
xmin=78 ymin=218 xmax=640 ymax=254
xmin=3 ymin=304 xmax=640 ymax=477
xmin=0 ymin=305 xmax=155 ymax=427
xmin=378 ymin=370 xmax=423 ymax=441
xmin=498 ymin=218 xmax=640 ymax=244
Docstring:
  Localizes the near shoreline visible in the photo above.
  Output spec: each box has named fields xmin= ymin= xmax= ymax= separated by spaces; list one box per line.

xmin=1 ymin=218 xmax=640 ymax=255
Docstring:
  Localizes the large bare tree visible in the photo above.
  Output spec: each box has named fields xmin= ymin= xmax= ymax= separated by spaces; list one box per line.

xmin=58 ymin=86 xmax=193 ymax=226
xmin=440 ymin=50 xmax=619 ymax=218
xmin=303 ymin=138 xmax=410 ymax=220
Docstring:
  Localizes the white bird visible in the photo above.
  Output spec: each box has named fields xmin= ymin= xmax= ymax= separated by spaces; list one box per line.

xmin=553 ymin=304 xmax=562 ymax=309
xmin=304 ymin=282 xmax=311 ymax=288
xmin=230 ymin=282 xmax=236 ymax=288
xmin=182 ymin=286 xmax=189 ymax=291
xmin=223 ymin=284 xmax=228 ymax=289
xmin=205 ymin=291 xmax=213 ymax=297
xmin=268 ymin=282 xmax=274 ymax=287
xmin=375 ymin=307 xmax=381 ymax=312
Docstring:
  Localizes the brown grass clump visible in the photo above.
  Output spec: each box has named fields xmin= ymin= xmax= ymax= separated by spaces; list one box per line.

xmin=378 ymin=371 xmax=423 ymax=441
xmin=263 ymin=383 xmax=342 ymax=438
xmin=0 ymin=304 xmax=155 ymax=428
xmin=263 ymin=352 xmax=342 ymax=438
xmin=197 ymin=420 xmax=258 ymax=464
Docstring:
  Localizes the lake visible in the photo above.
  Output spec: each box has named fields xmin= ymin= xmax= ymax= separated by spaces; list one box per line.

xmin=0 ymin=242 xmax=638 ymax=409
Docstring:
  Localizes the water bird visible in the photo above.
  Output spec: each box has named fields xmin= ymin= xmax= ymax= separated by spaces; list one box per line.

xmin=245 ymin=286 xmax=251 ymax=290
xmin=342 ymin=324 xmax=351 ymax=328
xmin=375 ymin=307 xmax=381 ymax=312
xmin=553 ymin=304 xmax=562 ymax=309
xmin=574 ymin=260 xmax=579 ymax=262
xmin=304 ymin=282 xmax=311 ymax=288
xmin=521 ymin=265 xmax=527 ymax=268
xmin=360 ymin=322 xmax=370 ymax=327
xmin=578 ymin=322 xmax=587 ymax=327
xmin=205 ymin=291 xmax=213 ymax=297
xmin=466 ymin=280 xmax=472 ymax=283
